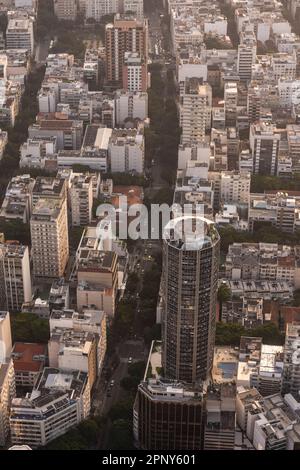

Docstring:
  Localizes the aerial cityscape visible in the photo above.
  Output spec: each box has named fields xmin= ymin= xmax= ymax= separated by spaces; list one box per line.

xmin=0 ymin=0 xmax=300 ymax=454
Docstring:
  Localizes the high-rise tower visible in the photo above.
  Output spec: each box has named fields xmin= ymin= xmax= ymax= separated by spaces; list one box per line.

xmin=162 ymin=215 xmax=220 ymax=383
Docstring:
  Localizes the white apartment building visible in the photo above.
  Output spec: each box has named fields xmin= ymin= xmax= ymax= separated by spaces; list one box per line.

xmin=220 ymin=171 xmax=251 ymax=205
xmin=237 ymin=343 xmax=284 ymax=397
xmin=0 ymin=311 xmax=12 ymax=363
xmin=20 ymin=137 xmax=57 ymax=169
xmin=86 ymin=0 xmax=119 ymax=21
xmin=123 ymin=52 xmax=148 ymax=92
xmin=49 ymin=308 xmax=107 ymax=376
xmin=177 ymin=59 xmax=207 ymax=88
xmin=0 ymin=244 xmax=32 ymax=313
xmin=123 ymin=0 xmax=143 ymax=18
xmin=115 ymin=90 xmax=148 ymax=126
xmin=30 ymin=198 xmax=69 ymax=279
xmin=278 ymin=79 xmax=300 ymax=108
xmin=177 ymin=143 xmax=210 ymax=171
xmin=0 ymin=360 xmax=16 ymax=446
xmin=38 ymin=89 xmax=57 ymax=113
xmin=109 ymin=127 xmax=144 ymax=174
xmin=54 ymin=0 xmax=78 ymax=21
xmin=0 ymin=174 xmax=35 ymax=224
xmin=6 ymin=18 xmax=34 ymax=54
xmin=282 ymin=322 xmax=300 ymax=398
xmin=204 ymin=16 xmax=227 ymax=36
xmin=272 ymin=54 xmax=296 ymax=80
xmin=48 ymin=329 xmax=97 ymax=388
xmin=224 ymin=81 xmax=238 ymax=126
xmin=10 ymin=368 xmax=90 ymax=448
xmin=69 ymin=174 xmax=93 ymax=226
xmin=225 ymin=243 xmax=300 ymax=287
xmin=77 ymin=281 xmax=115 ymax=316
xmin=180 ymin=78 xmax=212 ymax=145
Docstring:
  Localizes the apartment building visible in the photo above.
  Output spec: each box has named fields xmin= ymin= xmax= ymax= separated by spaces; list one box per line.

xmin=237 ymin=33 xmax=257 ymax=81
xmin=10 ymin=367 xmax=90 ymax=448
xmin=237 ymin=390 xmax=300 ymax=450
xmin=86 ymin=0 xmax=119 ymax=21
xmin=287 ymin=125 xmax=300 ymax=172
xmin=237 ymin=338 xmax=284 ymax=396
xmin=250 ymin=122 xmax=281 ymax=176
xmin=54 ymin=0 xmax=78 ymax=21
xmin=123 ymin=0 xmax=143 ymax=18
xmin=105 ymin=15 xmax=148 ymax=87
xmin=225 ymin=243 xmax=300 ymax=288
xmin=20 ymin=137 xmax=57 ymax=169
xmin=0 ymin=174 xmax=35 ymax=224
xmin=180 ymin=78 xmax=212 ymax=145
xmin=123 ymin=52 xmax=148 ymax=92
xmin=28 ymin=119 xmax=83 ymax=151
xmin=32 ymin=176 xmax=67 ymax=207
xmin=203 ymin=383 xmax=236 ymax=450
xmin=0 ymin=359 xmax=16 ymax=446
xmin=109 ymin=127 xmax=144 ymax=174
xmin=11 ymin=342 xmax=47 ymax=388
xmin=0 ymin=311 xmax=12 ymax=363
xmin=48 ymin=328 xmax=98 ymax=388
xmin=0 ymin=243 xmax=32 ymax=312
xmin=49 ymin=307 xmax=106 ymax=376
xmin=77 ymin=249 xmax=118 ymax=296
xmin=69 ymin=174 xmax=93 ymax=226
xmin=248 ymin=191 xmax=300 ymax=233
xmin=219 ymin=171 xmax=251 ymax=206
xmin=0 ymin=129 xmax=7 ymax=160
xmin=282 ymin=322 xmax=300 ymax=398
xmin=30 ymin=198 xmax=69 ymax=279
xmin=236 ymin=387 xmax=263 ymax=432
xmin=224 ymin=82 xmax=238 ymax=127
xmin=6 ymin=17 xmax=34 ymax=54
xmin=115 ymin=90 xmax=148 ymax=126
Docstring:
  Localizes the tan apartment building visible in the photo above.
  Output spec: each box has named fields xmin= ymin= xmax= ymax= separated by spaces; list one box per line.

xmin=30 ymin=198 xmax=69 ymax=279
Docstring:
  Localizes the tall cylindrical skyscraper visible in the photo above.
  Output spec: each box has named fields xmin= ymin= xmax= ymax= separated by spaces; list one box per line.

xmin=162 ymin=216 xmax=220 ymax=384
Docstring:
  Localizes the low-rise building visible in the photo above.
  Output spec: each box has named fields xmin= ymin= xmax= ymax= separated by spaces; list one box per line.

xmin=11 ymin=343 xmax=47 ymax=388
xmin=0 ymin=174 xmax=35 ymax=224
xmin=10 ymin=367 xmax=90 ymax=448
xmin=225 ymin=242 xmax=300 ymax=288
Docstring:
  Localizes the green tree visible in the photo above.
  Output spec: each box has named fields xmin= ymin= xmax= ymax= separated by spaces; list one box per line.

xmin=11 ymin=313 xmax=50 ymax=342
xmin=78 ymin=419 xmax=99 ymax=445
xmin=109 ymin=398 xmax=133 ymax=422
xmin=128 ymin=361 xmax=146 ymax=378
xmin=121 ymin=375 xmax=140 ymax=392
xmin=109 ymin=419 xmax=134 ymax=450
xmin=215 ymin=322 xmax=284 ymax=346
